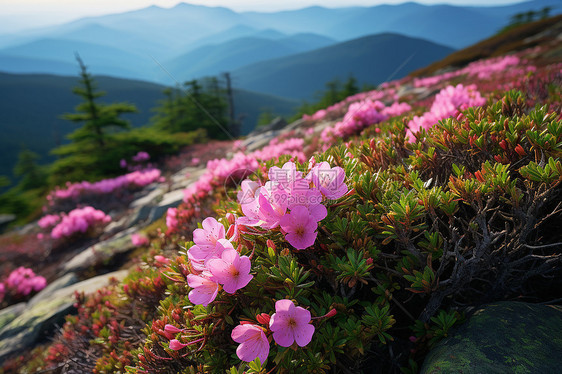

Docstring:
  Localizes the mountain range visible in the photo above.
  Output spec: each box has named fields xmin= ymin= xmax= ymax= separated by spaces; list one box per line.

xmin=0 ymin=0 xmax=559 ymax=90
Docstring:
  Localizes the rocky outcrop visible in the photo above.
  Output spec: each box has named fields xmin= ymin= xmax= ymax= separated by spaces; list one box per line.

xmin=0 ymin=270 xmax=128 ymax=362
xmin=421 ymin=301 xmax=562 ymax=373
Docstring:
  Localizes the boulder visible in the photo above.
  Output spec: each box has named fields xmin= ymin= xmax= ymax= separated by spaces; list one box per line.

xmin=0 ymin=270 xmax=128 ymax=362
xmin=148 ymin=189 xmax=185 ymax=223
xmin=62 ymin=228 xmax=137 ymax=274
xmin=421 ymin=301 xmax=562 ymax=373
xmin=0 ymin=303 xmax=26 ymax=331
xmin=28 ymin=272 xmax=79 ymax=308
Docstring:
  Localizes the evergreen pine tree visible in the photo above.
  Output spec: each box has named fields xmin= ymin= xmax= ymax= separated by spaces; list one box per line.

xmin=63 ymin=55 xmax=136 ymax=148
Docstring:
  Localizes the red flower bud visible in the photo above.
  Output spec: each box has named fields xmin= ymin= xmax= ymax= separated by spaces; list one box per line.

xmin=266 ymin=239 xmax=276 ymax=250
xmin=256 ymin=313 xmax=271 ymax=325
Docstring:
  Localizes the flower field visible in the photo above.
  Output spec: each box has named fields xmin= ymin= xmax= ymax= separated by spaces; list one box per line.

xmin=1 ymin=18 xmax=562 ymax=374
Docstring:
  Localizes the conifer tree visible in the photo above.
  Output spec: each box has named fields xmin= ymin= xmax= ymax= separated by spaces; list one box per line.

xmin=14 ymin=148 xmax=45 ymax=190
xmin=63 ymin=55 xmax=136 ymax=148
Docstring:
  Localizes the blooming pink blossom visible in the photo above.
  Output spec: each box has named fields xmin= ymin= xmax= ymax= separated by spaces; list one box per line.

xmin=287 ymin=187 xmax=327 ymax=223
xmin=50 ymin=206 xmax=111 ymax=239
xmin=269 ymin=299 xmax=315 ymax=347
xmin=207 ymin=249 xmax=253 ymax=294
xmin=279 ymin=206 xmax=318 ymax=250
xmin=231 ymin=324 xmax=270 ymax=363
xmin=186 ymin=273 xmax=219 ymax=307
xmin=188 ymin=238 xmax=234 ymax=272
xmin=132 ymin=151 xmax=150 ymax=163
xmin=407 ymin=84 xmax=486 ymax=141
xmin=192 ymin=217 xmax=225 ymax=250
xmin=268 ymin=162 xmax=303 ymax=192
xmin=308 ymin=162 xmax=348 ymax=200
xmin=47 ymin=169 xmax=162 ymax=202
xmin=131 ymin=233 xmax=149 ymax=247
xmin=154 ymin=255 xmax=171 ymax=265
xmin=5 ymin=267 xmax=47 ymax=296
xmin=256 ymin=184 xmax=289 ymax=229
xmin=0 ymin=283 xmax=5 ymax=303
xmin=166 ymin=207 xmax=178 ymax=231
xmin=38 ymin=214 xmax=60 ymax=229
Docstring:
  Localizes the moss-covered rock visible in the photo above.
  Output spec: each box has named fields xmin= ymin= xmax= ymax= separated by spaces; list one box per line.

xmin=421 ymin=301 xmax=562 ymax=373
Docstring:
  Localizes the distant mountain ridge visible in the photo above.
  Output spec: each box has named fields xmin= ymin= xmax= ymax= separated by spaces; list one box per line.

xmin=231 ymin=33 xmax=456 ymax=100
xmin=164 ymin=33 xmax=336 ymax=82
xmin=0 ymin=0 xmax=559 ymax=88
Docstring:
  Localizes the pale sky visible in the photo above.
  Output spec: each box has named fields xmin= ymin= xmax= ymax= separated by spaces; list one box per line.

xmin=0 ymin=0 xmax=525 ymax=32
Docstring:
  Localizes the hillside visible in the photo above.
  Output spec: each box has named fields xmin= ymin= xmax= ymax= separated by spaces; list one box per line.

xmin=231 ymin=33 xmax=456 ymax=99
xmin=0 ymin=12 xmax=562 ymax=374
xmin=0 ymin=73 xmax=298 ymax=179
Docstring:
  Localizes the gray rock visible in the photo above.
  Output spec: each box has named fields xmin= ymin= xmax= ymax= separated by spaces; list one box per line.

xmin=62 ymin=228 xmax=137 ymax=274
xmin=148 ymin=189 xmax=185 ymax=223
xmin=129 ymin=187 xmax=164 ymax=209
xmin=171 ymin=167 xmax=206 ymax=190
xmin=28 ymin=273 xmax=79 ymax=308
xmin=0 ymin=303 xmax=26 ymax=331
xmin=0 ymin=270 xmax=128 ymax=362
xmin=127 ymin=204 xmax=154 ymax=227
xmin=421 ymin=301 xmax=562 ymax=373
xmin=242 ymin=130 xmax=282 ymax=152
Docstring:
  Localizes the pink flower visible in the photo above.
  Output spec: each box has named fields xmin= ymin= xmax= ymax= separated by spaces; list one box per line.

xmin=268 ymin=162 xmax=303 ymax=192
xmin=287 ymin=187 xmax=327 ymax=223
xmin=308 ymin=162 xmax=348 ymax=200
xmin=188 ymin=238 xmax=233 ymax=272
xmin=269 ymin=299 xmax=315 ymax=347
xmin=131 ymin=233 xmax=149 ymax=247
xmin=154 ymin=255 xmax=170 ymax=265
xmin=193 ymin=217 xmax=225 ymax=249
xmin=256 ymin=184 xmax=289 ymax=229
xmin=169 ymin=339 xmax=188 ymax=350
xmin=231 ymin=324 xmax=270 ymax=363
xmin=166 ymin=207 xmax=178 ymax=231
xmin=164 ymin=324 xmax=185 ymax=334
xmin=5 ymin=267 xmax=47 ymax=296
xmin=0 ymin=283 xmax=4 ymax=303
xmin=279 ymin=206 xmax=318 ymax=250
xmin=207 ymin=249 xmax=253 ymax=294
xmin=186 ymin=273 xmax=219 ymax=307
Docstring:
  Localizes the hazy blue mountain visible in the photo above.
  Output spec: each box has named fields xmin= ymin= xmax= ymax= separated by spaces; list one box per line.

xmin=1 ymin=0 xmax=559 ymax=84
xmin=165 ymin=33 xmax=336 ymax=82
xmin=0 ymin=38 xmax=155 ymax=80
xmin=49 ymin=23 xmax=170 ymax=57
xmin=0 ymin=72 xmax=298 ymax=178
xmin=0 ymin=54 xmax=78 ymax=76
xmin=231 ymin=33 xmax=456 ymax=100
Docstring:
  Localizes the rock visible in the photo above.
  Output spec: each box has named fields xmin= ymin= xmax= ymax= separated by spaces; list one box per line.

xmin=0 ymin=270 xmax=128 ymax=362
xmin=28 ymin=272 xmax=79 ymax=308
xmin=129 ymin=187 xmax=164 ymax=209
xmin=62 ymin=228 xmax=137 ymax=274
xmin=421 ymin=301 xmax=562 ymax=373
xmin=0 ymin=297 xmax=75 ymax=362
xmin=171 ymin=167 xmax=206 ymax=190
xmin=0 ymin=214 xmax=15 ymax=233
xmin=148 ymin=189 xmax=185 ymax=223
xmin=242 ymin=130 xmax=282 ymax=152
xmin=247 ymin=117 xmax=288 ymax=137
xmin=0 ymin=303 xmax=26 ymax=331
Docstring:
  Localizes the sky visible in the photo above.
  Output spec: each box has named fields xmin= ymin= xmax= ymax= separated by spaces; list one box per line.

xmin=0 ymin=0 xmax=524 ymax=32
